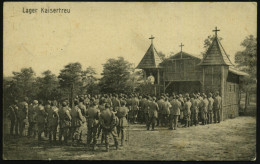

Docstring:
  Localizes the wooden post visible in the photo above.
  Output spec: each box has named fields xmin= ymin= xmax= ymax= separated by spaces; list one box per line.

xmin=144 ymin=70 xmax=147 ymax=83
xmin=157 ymin=69 xmax=160 ymax=96
xmin=220 ymin=66 xmax=225 ymax=121
xmin=202 ymin=67 xmax=205 ymax=92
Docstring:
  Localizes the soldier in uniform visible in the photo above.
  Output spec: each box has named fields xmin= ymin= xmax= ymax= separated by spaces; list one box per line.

xmin=71 ymin=100 xmax=86 ymax=145
xmin=58 ymin=101 xmax=72 ymax=145
xmin=147 ymin=97 xmax=159 ymax=131
xmin=213 ymin=91 xmax=222 ymax=123
xmin=201 ymin=94 xmax=209 ymax=125
xmin=131 ymin=94 xmax=139 ymax=124
xmin=190 ymin=94 xmax=195 ymax=126
xmin=183 ymin=97 xmax=192 ymax=127
xmin=28 ymin=100 xmax=38 ymax=138
xmin=157 ymin=96 xmax=165 ymax=127
xmin=112 ymin=94 xmax=121 ymax=112
xmin=142 ymin=96 xmax=150 ymax=129
xmin=7 ymin=100 xmax=19 ymax=136
xmin=162 ymin=97 xmax=171 ymax=127
xmin=169 ymin=96 xmax=181 ymax=130
xmin=138 ymin=96 xmax=146 ymax=124
xmin=47 ymin=100 xmax=59 ymax=144
xmin=44 ymin=100 xmax=52 ymax=138
xmin=36 ymin=100 xmax=47 ymax=142
xmin=99 ymin=103 xmax=119 ymax=152
xmin=116 ymin=100 xmax=129 ymax=146
xmin=208 ymin=93 xmax=214 ymax=124
xmin=17 ymin=97 xmax=29 ymax=137
xmin=86 ymin=98 xmax=100 ymax=150
xmin=78 ymin=97 xmax=87 ymax=142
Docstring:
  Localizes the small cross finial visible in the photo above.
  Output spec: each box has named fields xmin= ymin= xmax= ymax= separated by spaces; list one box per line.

xmin=213 ymin=26 xmax=220 ymax=37
xmin=179 ymin=43 xmax=184 ymax=52
xmin=149 ymin=35 xmax=155 ymax=44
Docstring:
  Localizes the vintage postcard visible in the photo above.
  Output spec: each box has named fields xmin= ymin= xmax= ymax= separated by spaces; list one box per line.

xmin=3 ymin=2 xmax=257 ymax=160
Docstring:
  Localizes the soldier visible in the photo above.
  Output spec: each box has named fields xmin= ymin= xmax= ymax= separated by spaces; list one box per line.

xmin=178 ymin=94 xmax=184 ymax=125
xmin=44 ymin=100 xmax=52 ymax=138
xmin=208 ymin=93 xmax=214 ymax=124
xmin=17 ymin=97 xmax=29 ymax=136
xmin=36 ymin=100 xmax=47 ymax=142
xmin=97 ymin=97 xmax=106 ymax=144
xmin=190 ymin=94 xmax=195 ymax=126
xmin=138 ymin=96 xmax=146 ymax=124
xmin=28 ymin=100 xmax=38 ymax=138
xmin=143 ymin=96 xmax=150 ymax=129
xmin=86 ymin=98 xmax=100 ymax=150
xmin=131 ymin=94 xmax=139 ymax=124
xmin=70 ymin=100 xmax=86 ymax=145
xmin=183 ymin=97 xmax=192 ymax=127
xmin=201 ymin=94 xmax=209 ymax=125
xmin=47 ymin=100 xmax=59 ymax=144
xmin=193 ymin=95 xmax=200 ymax=126
xmin=147 ymin=97 xmax=159 ymax=131
xmin=213 ymin=91 xmax=222 ymax=123
xmin=157 ymin=96 xmax=165 ymax=127
xmin=116 ymin=100 xmax=129 ymax=146
xmin=161 ymin=97 xmax=171 ymax=127
xmin=169 ymin=96 xmax=181 ymax=130
xmin=58 ymin=101 xmax=72 ymax=145
xmin=7 ymin=100 xmax=19 ymax=136
xmin=99 ymin=103 xmax=119 ymax=152
xmin=112 ymin=94 xmax=121 ymax=112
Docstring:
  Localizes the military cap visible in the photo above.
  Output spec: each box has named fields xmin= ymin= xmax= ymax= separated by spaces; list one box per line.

xmin=33 ymin=100 xmax=38 ymax=104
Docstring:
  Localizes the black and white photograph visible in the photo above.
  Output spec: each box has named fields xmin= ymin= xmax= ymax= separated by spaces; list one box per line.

xmin=3 ymin=2 xmax=257 ymax=160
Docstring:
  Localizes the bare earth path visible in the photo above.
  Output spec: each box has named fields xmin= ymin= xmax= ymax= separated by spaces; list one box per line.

xmin=3 ymin=116 xmax=256 ymax=160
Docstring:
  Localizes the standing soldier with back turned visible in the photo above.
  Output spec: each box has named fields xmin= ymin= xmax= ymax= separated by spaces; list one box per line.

xmin=213 ymin=91 xmax=222 ymax=123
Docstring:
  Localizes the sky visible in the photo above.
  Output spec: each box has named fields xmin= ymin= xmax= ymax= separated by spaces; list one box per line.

xmin=4 ymin=2 xmax=257 ymax=77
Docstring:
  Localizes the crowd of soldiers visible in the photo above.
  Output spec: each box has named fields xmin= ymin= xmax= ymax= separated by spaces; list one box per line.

xmin=7 ymin=91 xmax=222 ymax=152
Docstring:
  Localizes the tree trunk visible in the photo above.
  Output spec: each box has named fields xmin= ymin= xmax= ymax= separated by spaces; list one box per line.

xmin=248 ymin=93 xmax=250 ymax=105
xmin=244 ymin=92 xmax=248 ymax=113
xmin=70 ymin=83 xmax=74 ymax=108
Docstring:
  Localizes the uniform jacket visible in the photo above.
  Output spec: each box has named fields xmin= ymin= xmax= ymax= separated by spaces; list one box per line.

xmin=148 ymin=101 xmax=159 ymax=118
xmin=184 ymin=101 xmax=192 ymax=116
xmin=86 ymin=105 xmax=100 ymax=128
xmin=71 ymin=105 xmax=85 ymax=127
xmin=36 ymin=105 xmax=47 ymax=124
xmin=202 ymin=99 xmax=209 ymax=113
xmin=112 ymin=98 xmax=121 ymax=111
xmin=157 ymin=99 xmax=165 ymax=114
xmin=28 ymin=104 xmax=38 ymax=123
xmin=78 ymin=102 xmax=87 ymax=116
xmin=17 ymin=101 xmax=28 ymax=120
xmin=8 ymin=104 xmax=18 ymax=121
xmin=131 ymin=97 xmax=139 ymax=110
xmin=47 ymin=106 xmax=59 ymax=127
xmin=116 ymin=106 xmax=129 ymax=127
xmin=59 ymin=106 xmax=72 ymax=128
xmin=208 ymin=97 xmax=214 ymax=112
xmin=213 ymin=96 xmax=222 ymax=111
xmin=99 ymin=108 xmax=118 ymax=130
xmin=162 ymin=101 xmax=171 ymax=115
xmin=143 ymin=99 xmax=149 ymax=114
xmin=170 ymin=99 xmax=181 ymax=115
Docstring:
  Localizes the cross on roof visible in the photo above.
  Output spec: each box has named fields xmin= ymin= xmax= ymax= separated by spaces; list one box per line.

xmin=213 ymin=26 xmax=220 ymax=37
xmin=179 ymin=43 xmax=184 ymax=52
xmin=149 ymin=35 xmax=155 ymax=44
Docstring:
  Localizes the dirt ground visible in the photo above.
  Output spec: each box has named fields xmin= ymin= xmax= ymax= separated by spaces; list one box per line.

xmin=3 ymin=115 xmax=256 ymax=160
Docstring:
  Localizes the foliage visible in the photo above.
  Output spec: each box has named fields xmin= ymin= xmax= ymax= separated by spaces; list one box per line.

xmin=235 ymin=35 xmax=257 ymax=79
xmin=235 ymin=35 xmax=257 ymax=95
xmin=11 ymin=67 xmax=37 ymax=100
xmin=81 ymin=66 xmax=99 ymax=95
xmin=58 ymin=62 xmax=84 ymax=104
xmin=99 ymin=57 xmax=133 ymax=94
xmin=36 ymin=70 xmax=60 ymax=102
